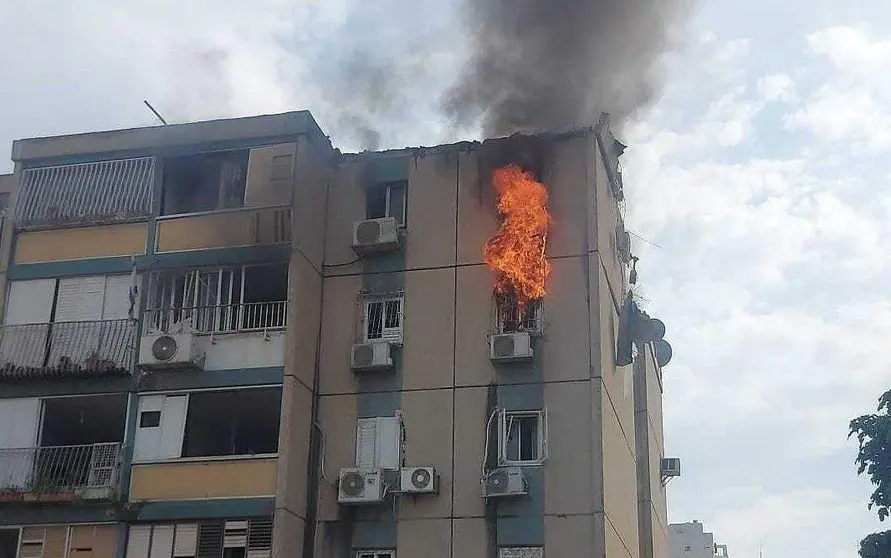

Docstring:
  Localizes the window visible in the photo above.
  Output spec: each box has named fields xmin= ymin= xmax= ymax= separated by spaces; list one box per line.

xmin=356 ymin=551 xmax=395 ymax=558
xmin=363 ymin=296 xmax=403 ymax=343
xmin=147 ymin=264 xmax=287 ymax=334
xmin=367 ymin=181 xmax=406 ymax=226
xmin=499 ymin=548 xmax=543 ymax=558
xmin=499 ymin=409 xmax=548 ymax=465
xmin=684 ymin=546 xmax=691 ymax=552
xmin=0 ymin=528 xmax=19 ymax=558
xmin=125 ymin=519 xmax=271 ymax=558
xmin=182 ymin=388 xmax=282 ymax=458
xmin=496 ymin=293 xmax=542 ymax=334
xmin=133 ymin=388 xmax=281 ymax=461
xmin=161 ymin=151 xmax=249 ymax=215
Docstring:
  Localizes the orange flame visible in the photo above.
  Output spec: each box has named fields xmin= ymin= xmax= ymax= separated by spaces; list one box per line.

xmin=484 ymin=164 xmax=552 ymax=304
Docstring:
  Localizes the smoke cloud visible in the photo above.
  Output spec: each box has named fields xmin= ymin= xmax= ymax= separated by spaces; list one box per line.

xmin=443 ymin=0 xmax=691 ymax=136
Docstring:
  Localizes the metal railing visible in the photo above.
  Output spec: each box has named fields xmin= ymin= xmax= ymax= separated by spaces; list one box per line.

xmin=0 ymin=319 xmax=135 ymax=380
xmin=0 ymin=442 xmax=121 ymax=493
xmin=144 ymin=300 xmax=287 ymax=335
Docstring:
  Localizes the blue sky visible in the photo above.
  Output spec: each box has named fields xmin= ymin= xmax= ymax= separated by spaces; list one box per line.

xmin=1 ymin=1 xmax=889 ymax=556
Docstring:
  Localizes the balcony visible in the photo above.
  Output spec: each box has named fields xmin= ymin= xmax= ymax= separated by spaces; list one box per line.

xmin=144 ymin=301 xmax=287 ymax=336
xmin=0 ymin=319 xmax=135 ymax=380
xmin=0 ymin=442 xmax=121 ymax=502
xmin=154 ymin=205 xmax=292 ymax=253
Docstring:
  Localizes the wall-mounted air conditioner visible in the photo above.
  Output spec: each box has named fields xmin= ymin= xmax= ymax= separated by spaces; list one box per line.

xmin=352 ymin=217 xmax=400 ymax=255
xmin=400 ymin=467 xmax=437 ymax=494
xmin=351 ymin=341 xmax=393 ymax=372
xmin=338 ymin=468 xmax=385 ymax=504
xmin=138 ymin=333 xmax=204 ymax=369
xmin=482 ymin=467 xmax=528 ymax=498
xmin=660 ymin=457 xmax=681 ymax=478
xmin=489 ymin=332 xmax=534 ymax=363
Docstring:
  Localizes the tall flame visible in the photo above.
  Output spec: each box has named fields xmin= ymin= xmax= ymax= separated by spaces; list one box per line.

xmin=484 ymin=164 xmax=553 ymax=304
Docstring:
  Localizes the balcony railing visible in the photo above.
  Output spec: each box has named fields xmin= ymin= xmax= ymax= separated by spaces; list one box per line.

xmin=0 ymin=319 xmax=135 ymax=380
xmin=144 ymin=301 xmax=288 ymax=335
xmin=0 ymin=443 xmax=121 ymax=499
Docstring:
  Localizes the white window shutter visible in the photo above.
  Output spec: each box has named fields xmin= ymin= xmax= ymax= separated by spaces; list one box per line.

xmin=356 ymin=419 xmax=377 ymax=468
xmin=5 ymin=279 xmax=56 ymax=324
xmin=134 ymin=395 xmax=164 ymax=462
xmin=55 ymin=276 xmax=105 ymax=321
xmin=149 ymin=525 xmax=174 ymax=558
xmin=375 ymin=416 xmax=401 ymax=469
xmin=125 ymin=526 xmax=151 ymax=558
xmin=103 ymin=275 xmax=135 ymax=320
xmin=497 ymin=409 xmax=507 ymax=465
xmin=173 ymin=524 xmax=198 ymax=558
xmin=158 ymin=395 xmax=188 ymax=460
xmin=223 ymin=520 xmax=248 ymax=548
xmin=540 ymin=408 xmax=549 ymax=461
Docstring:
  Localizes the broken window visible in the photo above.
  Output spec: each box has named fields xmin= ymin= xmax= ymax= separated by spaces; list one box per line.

xmin=496 ymin=293 xmax=542 ymax=333
xmin=161 ymin=151 xmax=249 ymax=215
xmin=366 ymin=181 xmax=406 ymax=226
xmin=40 ymin=394 xmax=127 ymax=447
xmin=147 ymin=263 xmax=287 ymax=333
xmin=499 ymin=409 xmax=548 ymax=465
xmin=181 ymin=387 xmax=281 ymax=458
xmin=363 ymin=295 xmax=403 ymax=343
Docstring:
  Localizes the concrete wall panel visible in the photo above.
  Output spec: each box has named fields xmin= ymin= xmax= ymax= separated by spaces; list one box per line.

xmin=319 ymin=275 xmax=362 ymax=395
xmin=272 ymin=510 xmax=306 ymax=558
xmin=324 ymin=163 xmax=364 ymax=276
xmin=456 ymin=150 xmax=496 ymax=266
xmin=14 ymin=223 xmax=147 ymax=263
xmin=404 ymin=151 xmax=458 ymax=270
xmin=452 ymin=518 xmax=488 ymax=558
xmin=545 ymin=514 xmax=600 ymax=558
xmin=129 ymin=458 xmax=277 ymax=500
xmin=396 ymin=518 xmax=450 ymax=558
xmin=545 ymin=136 xmax=588 ymax=260
xmin=156 ymin=207 xmax=290 ymax=253
xmin=402 ymin=268 xmax=455 ymax=391
xmin=399 ymin=388 xmax=454 ymax=519
xmin=542 ymin=257 xmax=592 ymax=383
xmin=455 ymin=265 xmax=496 ymax=387
xmin=293 ymin=136 xmax=330 ymax=270
xmin=452 ymin=386 xmax=488 ymax=518
xmin=602 ymin=392 xmax=639 ymax=557
xmin=606 ymin=515 xmax=636 ymax=558
xmin=317 ymin=394 xmax=358 ymax=521
xmin=202 ymin=332 xmax=285 ymax=371
xmin=544 ymin=380 xmax=595 ymax=515
xmin=275 ymin=377 xmax=313 ymax=519
xmin=288 ymin=254 xmax=323 ymax=388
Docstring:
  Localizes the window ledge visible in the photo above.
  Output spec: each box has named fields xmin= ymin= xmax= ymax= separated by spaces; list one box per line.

xmin=156 ymin=203 xmax=292 ymax=221
xmin=499 ymin=460 xmax=545 ymax=468
xmin=133 ymin=453 xmax=278 ymax=465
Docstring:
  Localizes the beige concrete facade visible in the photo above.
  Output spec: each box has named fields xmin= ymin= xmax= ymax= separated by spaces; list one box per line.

xmin=129 ymin=458 xmax=278 ymax=501
xmin=279 ymin=123 xmax=662 ymax=558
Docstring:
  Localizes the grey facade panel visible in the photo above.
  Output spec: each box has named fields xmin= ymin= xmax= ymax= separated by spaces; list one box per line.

xmin=16 ymin=157 xmax=155 ymax=228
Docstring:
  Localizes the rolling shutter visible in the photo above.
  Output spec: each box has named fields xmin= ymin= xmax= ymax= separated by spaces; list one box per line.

xmin=173 ymin=524 xmax=198 ymax=558
xmin=125 ymin=526 xmax=151 ymax=558
xmin=149 ymin=526 xmax=174 ymax=558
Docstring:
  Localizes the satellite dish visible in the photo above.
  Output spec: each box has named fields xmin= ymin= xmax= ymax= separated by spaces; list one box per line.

xmin=650 ymin=318 xmax=666 ymax=340
xmin=655 ymin=339 xmax=672 ymax=367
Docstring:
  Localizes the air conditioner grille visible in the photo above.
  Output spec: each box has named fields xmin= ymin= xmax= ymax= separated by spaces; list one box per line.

xmin=356 ymin=221 xmax=381 ymax=245
xmin=353 ymin=345 xmax=375 ymax=367
xmin=493 ymin=335 xmax=515 ymax=357
xmin=486 ymin=469 xmax=508 ymax=493
xmin=151 ymin=335 xmax=178 ymax=362
xmin=341 ymin=471 xmax=366 ymax=496
xmin=411 ymin=468 xmax=431 ymax=489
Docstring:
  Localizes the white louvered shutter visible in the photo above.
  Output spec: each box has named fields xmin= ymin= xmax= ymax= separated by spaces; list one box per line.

xmin=223 ymin=520 xmax=248 ymax=548
xmin=149 ymin=525 xmax=174 ymax=558
xmin=246 ymin=519 xmax=272 ymax=558
xmin=55 ymin=276 xmax=105 ymax=321
xmin=5 ymin=279 xmax=55 ymax=324
xmin=125 ymin=526 xmax=151 ymax=558
xmin=103 ymin=275 xmax=134 ymax=320
xmin=173 ymin=525 xmax=198 ymax=558
xmin=356 ymin=419 xmax=377 ymax=468
xmin=375 ymin=417 xmax=401 ymax=469
xmin=158 ymin=395 xmax=188 ymax=460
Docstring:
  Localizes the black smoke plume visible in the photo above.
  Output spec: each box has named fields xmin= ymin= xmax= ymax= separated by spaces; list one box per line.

xmin=443 ymin=0 xmax=690 ymax=136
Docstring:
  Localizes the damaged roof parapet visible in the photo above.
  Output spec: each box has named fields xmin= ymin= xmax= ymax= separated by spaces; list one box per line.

xmin=11 ymin=111 xmax=331 ymax=164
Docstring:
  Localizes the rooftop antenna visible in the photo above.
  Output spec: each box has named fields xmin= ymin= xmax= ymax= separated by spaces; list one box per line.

xmin=143 ymin=100 xmax=168 ymax=125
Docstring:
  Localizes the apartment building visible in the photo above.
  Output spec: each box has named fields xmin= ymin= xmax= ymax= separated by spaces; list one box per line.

xmin=669 ymin=522 xmax=729 ymax=558
xmin=0 ymin=111 xmax=674 ymax=558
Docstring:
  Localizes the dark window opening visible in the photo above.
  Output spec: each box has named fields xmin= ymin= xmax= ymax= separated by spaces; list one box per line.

xmin=41 ymin=394 xmax=127 ymax=446
xmin=505 ymin=413 xmax=541 ymax=463
xmin=140 ymin=410 xmax=161 ymax=428
xmin=161 ymin=151 xmax=249 ymax=215
xmin=0 ymin=529 xmax=18 ymax=558
xmin=182 ymin=388 xmax=281 ymax=458
xmin=366 ymin=181 xmax=406 ymax=226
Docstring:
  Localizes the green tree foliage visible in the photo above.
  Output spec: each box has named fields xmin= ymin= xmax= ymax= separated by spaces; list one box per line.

xmin=850 ymin=388 xmax=891 ymax=558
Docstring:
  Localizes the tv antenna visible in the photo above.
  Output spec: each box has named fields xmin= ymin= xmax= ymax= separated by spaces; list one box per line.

xmin=143 ymin=100 xmax=168 ymax=125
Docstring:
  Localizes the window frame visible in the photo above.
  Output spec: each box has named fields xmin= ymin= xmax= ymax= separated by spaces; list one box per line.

xmin=498 ymin=408 xmax=549 ymax=466
xmin=498 ymin=547 xmax=544 ymax=558
xmin=495 ymin=296 xmax=543 ymax=334
xmin=362 ymin=295 xmax=404 ymax=344
xmin=367 ymin=181 xmax=407 ymax=227
xmin=356 ymin=550 xmax=395 ymax=558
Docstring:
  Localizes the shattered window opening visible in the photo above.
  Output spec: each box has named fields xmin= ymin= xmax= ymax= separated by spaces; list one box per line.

xmin=161 ymin=150 xmax=249 ymax=216
xmin=367 ymin=181 xmax=406 ymax=226
xmin=181 ymin=387 xmax=281 ymax=458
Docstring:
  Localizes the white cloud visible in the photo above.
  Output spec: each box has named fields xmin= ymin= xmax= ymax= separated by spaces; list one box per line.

xmin=757 ymin=73 xmax=797 ymax=102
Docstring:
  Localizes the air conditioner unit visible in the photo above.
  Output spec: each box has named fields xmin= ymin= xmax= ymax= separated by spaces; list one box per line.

xmin=138 ymin=333 xmax=204 ymax=368
xmin=489 ymin=332 xmax=534 ymax=363
xmin=660 ymin=457 xmax=681 ymax=478
xmin=400 ymin=467 xmax=437 ymax=494
xmin=338 ymin=468 xmax=385 ymax=504
xmin=482 ymin=467 xmax=528 ymax=498
xmin=352 ymin=217 xmax=400 ymax=255
xmin=351 ymin=341 xmax=393 ymax=372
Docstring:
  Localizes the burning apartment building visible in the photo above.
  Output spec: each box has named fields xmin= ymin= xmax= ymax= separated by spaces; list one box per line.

xmin=0 ymin=110 xmax=675 ymax=558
